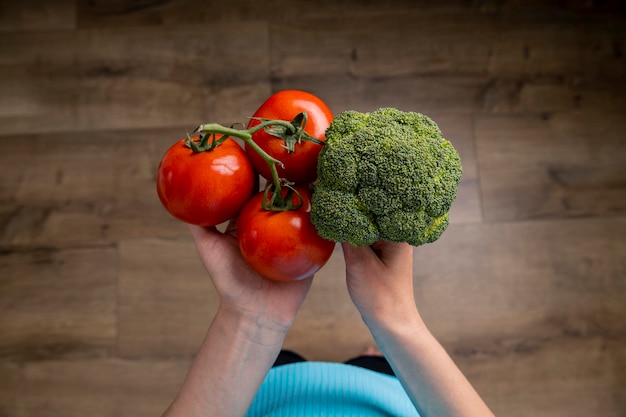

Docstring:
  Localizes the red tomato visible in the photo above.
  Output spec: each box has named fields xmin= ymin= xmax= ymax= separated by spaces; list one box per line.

xmin=156 ymin=137 xmax=255 ymax=226
xmin=246 ymin=90 xmax=333 ymax=185
xmin=237 ymin=187 xmax=336 ymax=282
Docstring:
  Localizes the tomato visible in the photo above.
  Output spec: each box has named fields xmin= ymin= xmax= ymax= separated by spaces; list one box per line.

xmin=246 ymin=90 xmax=333 ymax=185
xmin=237 ymin=187 xmax=336 ymax=282
xmin=156 ymin=137 xmax=255 ymax=226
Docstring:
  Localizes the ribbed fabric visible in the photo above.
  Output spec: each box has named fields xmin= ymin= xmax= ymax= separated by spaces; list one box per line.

xmin=246 ymin=362 xmax=421 ymax=417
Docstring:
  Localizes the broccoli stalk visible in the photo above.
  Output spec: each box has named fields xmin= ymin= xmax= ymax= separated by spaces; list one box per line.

xmin=310 ymin=107 xmax=462 ymax=247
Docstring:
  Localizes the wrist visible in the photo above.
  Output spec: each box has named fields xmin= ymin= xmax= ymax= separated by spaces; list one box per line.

xmin=216 ymin=302 xmax=292 ymax=344
xmin=362 ymin=304 xmax=428 ymax=343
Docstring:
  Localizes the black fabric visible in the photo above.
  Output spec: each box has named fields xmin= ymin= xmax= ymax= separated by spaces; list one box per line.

xmin=343 ymin=355 xmax=396 ymax=376
xmin=273 ymin=350 xmax=396 ymax=377
xmin=272 ymin=350 xmax=307 ymax=367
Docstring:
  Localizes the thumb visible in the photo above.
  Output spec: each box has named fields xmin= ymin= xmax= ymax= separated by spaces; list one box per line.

xmin=189 ymin=224 xmax=231 ymax=256
xmin=189 ymin=224 xmax=218 ymax=243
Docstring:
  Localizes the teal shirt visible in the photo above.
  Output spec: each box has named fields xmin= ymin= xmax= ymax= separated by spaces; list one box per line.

xmin=246 ymin=362 xmax=421 ymax=417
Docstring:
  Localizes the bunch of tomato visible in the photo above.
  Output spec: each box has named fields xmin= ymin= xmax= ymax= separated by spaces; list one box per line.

xmin=156 ymin=90 xmax=336 ymax=282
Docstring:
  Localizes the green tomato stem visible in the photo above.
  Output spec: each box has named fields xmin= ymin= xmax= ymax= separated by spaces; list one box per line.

xmin=196 ymin=122 xmax=289 ymax=207
xmin=194 ymin=114 xmax=316 ymax=211
xmin=246 ymin=118 xmax=296 ymax=136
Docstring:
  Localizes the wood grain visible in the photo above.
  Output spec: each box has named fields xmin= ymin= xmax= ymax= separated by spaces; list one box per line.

xmin=74 ymin=0 xmax=626 ymax=30
xmin=413 ymin=219 xmax=626 ymax=343
xmin=1 ymin=1 xmax=625 ymax=416
xmin=0 ymin=358 xmax=190 ymax=417
xmin=272 ymin=73 xmax=489 ymax=117
xmin=269 ymin=11 xmax=623 ymax=80
xmin=76 ymin=0 xmax=468 ymax=28
xmin=0 ymin=129 xmax=192 ymax=248
xmin=414 ymin=219 xmax=626 ymax=415
xmin=459 ymin=336 xmax=626 ymax=417
xmin=0 ymin=246 xmax=117 ymax=361
xmin=476 ymin=111 xmax=626 ymax=221
xmin=117 ymin=237 xmax=218 ymax=358
xmin=0 ymin=0 xmax=76 ymax=32
xmin=270 ymin=15 xmax=494 ymax=80
xmin=0 ymin=22 xmax=270 ymax=135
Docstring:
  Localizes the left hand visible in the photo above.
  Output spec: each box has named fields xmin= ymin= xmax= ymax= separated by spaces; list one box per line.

xmin=189 ymin=220 xmax=313 ymax=331
xmin=342 ymin=240 xmax=419 ymax=331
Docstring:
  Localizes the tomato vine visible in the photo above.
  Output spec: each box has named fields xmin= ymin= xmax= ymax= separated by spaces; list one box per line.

xmin=193 ymin=112 xmax=320 ymax=211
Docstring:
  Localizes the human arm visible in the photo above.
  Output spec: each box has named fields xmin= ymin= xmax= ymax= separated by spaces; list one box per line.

xmin=162 ymin=222 xmax=313 ymax=417
xmin=342 ymin=241 xmax=495 ymax=417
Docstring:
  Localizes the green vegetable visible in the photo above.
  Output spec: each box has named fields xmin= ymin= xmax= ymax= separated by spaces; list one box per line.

xmin=311 ymin=107 xmax=462 ymax=247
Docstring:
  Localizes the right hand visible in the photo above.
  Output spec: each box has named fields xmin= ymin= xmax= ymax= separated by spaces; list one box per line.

xmin=189 ymin=221 xmax=313 ymax=332
xmin=341 ymin=241 xmax=421 ymax=331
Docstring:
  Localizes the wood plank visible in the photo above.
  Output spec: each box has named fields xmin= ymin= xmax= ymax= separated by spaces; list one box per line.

xmin=0 ymin=129 xmax=194 ymax=248
xmin=415 ymin=218 xmax=626 ymax=416
xmin=455 ymin=336 xmax=626 ymax=417
xmin=273 ymin=73 xmax=488 ymax=116
xmin=0 ymin=22 xmax=270 ymax=135
xmin=475 ymin=111 xmax=626 ymax=221
xmin=76 ymin=0 xmax=469 ymax=28
xmin=0 ymin=0 xmax=75 ymax=32
xmin=488 ymin=12 xmax=624 ymax=81
xmin=0 ymin=246 xmax=117 ymax=361
xmin=0 ymin=358 xmax=190 ymax=417
xmin=270 ymin=15 xmax=495 ymax=80
xmin=483 ymin=78 xmax=626 ymax=114
xmin=412 ymin=218 xmax=626 ymax=343
xmin=76 ymin=0 xmax=626 ymax=30
xmin=269 ymin=11 xmax=622 ymax=80
xmin=117 ymin=237 xmax=217 ymax=357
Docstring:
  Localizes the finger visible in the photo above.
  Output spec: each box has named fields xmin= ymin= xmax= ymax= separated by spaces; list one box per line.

xmin=188 ymin=224 xmax=221 ymax=246
xmin=188 ymin=225 xmax=238 ymax=277
xmin=189 ymin=224 xmax=214 ymax=237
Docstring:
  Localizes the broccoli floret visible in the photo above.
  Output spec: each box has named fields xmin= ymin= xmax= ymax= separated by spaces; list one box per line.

xmin=311 ymin=107 xmax=462 ymax=247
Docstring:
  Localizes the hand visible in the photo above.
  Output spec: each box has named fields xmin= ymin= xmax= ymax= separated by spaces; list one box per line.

xmin=163 ymin=222 xmax=314 ymax=417
xmin=342 ymin=240 xmax=420 ymax=330
xmin=343 ymin=241 xmax=496 ymax=417
xmin=190 ymin=220 xmax=313 ymax=331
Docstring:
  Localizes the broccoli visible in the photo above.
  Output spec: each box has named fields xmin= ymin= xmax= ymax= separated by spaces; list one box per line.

xmin=310 ymin=107 xmax=462 ymax=247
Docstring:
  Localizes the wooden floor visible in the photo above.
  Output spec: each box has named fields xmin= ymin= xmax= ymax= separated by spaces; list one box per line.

xmin=1 ymin=1 xmax=625 ymax=416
